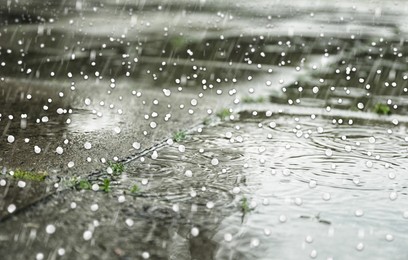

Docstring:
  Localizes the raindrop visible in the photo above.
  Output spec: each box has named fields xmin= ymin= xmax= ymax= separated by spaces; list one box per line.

xmin=310 ymin=250 xmax=317 ymax=259
xmin=190 ymin=190 xmax=197 ymax=198
xmin=125 ymin=218 xmax=134 ymax=227
xmin=294 ymin=198 xmax=303 ymax=206
xmin=211 ymin=158 xmax=219 ymax=166
xmin=46 ymin=224 xmax=56 ymax=234
xmin=163 ymin=89 xmax=171 ymax=96
xmin=85 ymin=98 xmax=91 ymax=106
xmin=357 ymin=103 xmax=364 ymax=110
xmin=7 ymin=204 xmax=16 ymax=213
xmin=185 ymin=170 xmax=193 ymax=177
xmin=58 ymin=248 xmax=65 ymax=256
xmin=385 ymin=234 xmax=394 ymax=242
xmin=84 ymin=142 xmax=92 ymax=150
xmin=279 ymin=215 xmax=287 ymax=223
xmin=206 ymin=201 xmax=215 ymax=209
xmin=83 ymin=230 xmax=92 ymax=240
xmin=132 ymin=142 xmax=141 ymax=149
xmin=389 ymin=191 xmax=397 ymax=201
xmin=309 ymin=180 xmax=317 ymax=188
xmin=68 ymin=161 xmax=75 ymax=168
xmin=322 ymin=193 xmax=331 ymax=201
xmin=92 ymin=184 xmax=99 ymax=191
xmin=7 ymin=135 xmax=15 ymax=143
xmin=118 ymin=196 xmax=126 ymax=203
xmin=224 ymin=233 xmax=233 ymax=242
xmin=282 ymin=169 xmax=291 ymax=176
xmin=366 ymin=161 xmax=373 ymax=168
xmin=356 ymin=242 xmax=364 ymax=251
xmin=142 ymin=252 xmax=150 ymax=259
xmin=178 ymin=145 xmax=186 ymax=153
xmin=34 ymin=146 xmax=42 ymax=154
xmin=250 ymin=238 xmax=260 ymax=248
xmin=90 ymin=204 xmax=99 ymax=211
xmin=355 ymin=209 xmax=364 ymax=217
xmin=191 ymin=227 xmax=199 ymax=237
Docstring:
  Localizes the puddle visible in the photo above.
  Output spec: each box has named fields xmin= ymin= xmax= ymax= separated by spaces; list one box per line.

xmin=209 ymin=112 xmax=408 ymax=259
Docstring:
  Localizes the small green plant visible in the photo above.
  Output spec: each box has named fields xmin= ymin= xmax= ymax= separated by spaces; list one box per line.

xmin=101 ymin=178 xmax=111 ymax=192
xmin=173 ymin=130 xmax=187 ymax=142
xmin=240 ymin=196 xmax=253 ymax=223
xmin=12 ymin=169 xmax=47 ymax=182
xmin=240 ymin=197 xmax=252 ymax=214
xmin=130 ymin=184 xmax=140 ymax=194
xmin=373 ymin=103 xmax=391 ymax=115
xmin=241 ymin=96 xmax=265 ymax=103
xmin=109 ymin=162 xmax=124 ymax=174
xmin=216 ymin=108 xmax=232 ymax=120
xmin=64 ymin=177 xmax=92 ymax=190
xmin=77 ymin=180 xmax=92 ymax=190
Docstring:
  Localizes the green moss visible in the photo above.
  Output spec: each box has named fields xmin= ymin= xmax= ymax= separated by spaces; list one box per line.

xmin=241 ymin=96 xmax=265 ymax=103
xmin=12 ymin=169 xmax=47 ymax=182
xmin=101 ymin=178 xmax=111 ymax=192
xmin=216 ymin=108 xmax=232 ymax=120
xmin=373 ymin=103 xmax=391 ymax=115
xmin=173 ymin=130 xmax=187 ymax=142
xmin=109 ymin=162 xmax=124 ymax=174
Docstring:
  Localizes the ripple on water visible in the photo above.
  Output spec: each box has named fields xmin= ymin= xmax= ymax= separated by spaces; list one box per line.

xmin=123 ymin=137 xmax=245 ymax=214
xmin=198 ymin=112 xmax=408 ymax=259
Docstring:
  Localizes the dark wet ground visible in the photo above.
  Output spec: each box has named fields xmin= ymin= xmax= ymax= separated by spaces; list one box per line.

xmin=1 ymin=0 xmax=408 ymax=259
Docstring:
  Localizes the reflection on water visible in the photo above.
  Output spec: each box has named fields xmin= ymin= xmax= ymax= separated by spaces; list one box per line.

xmin=1 ymin=0 xmax=408 ymax=259
xmin=211 ymin=112 xmax=408 ymax=259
